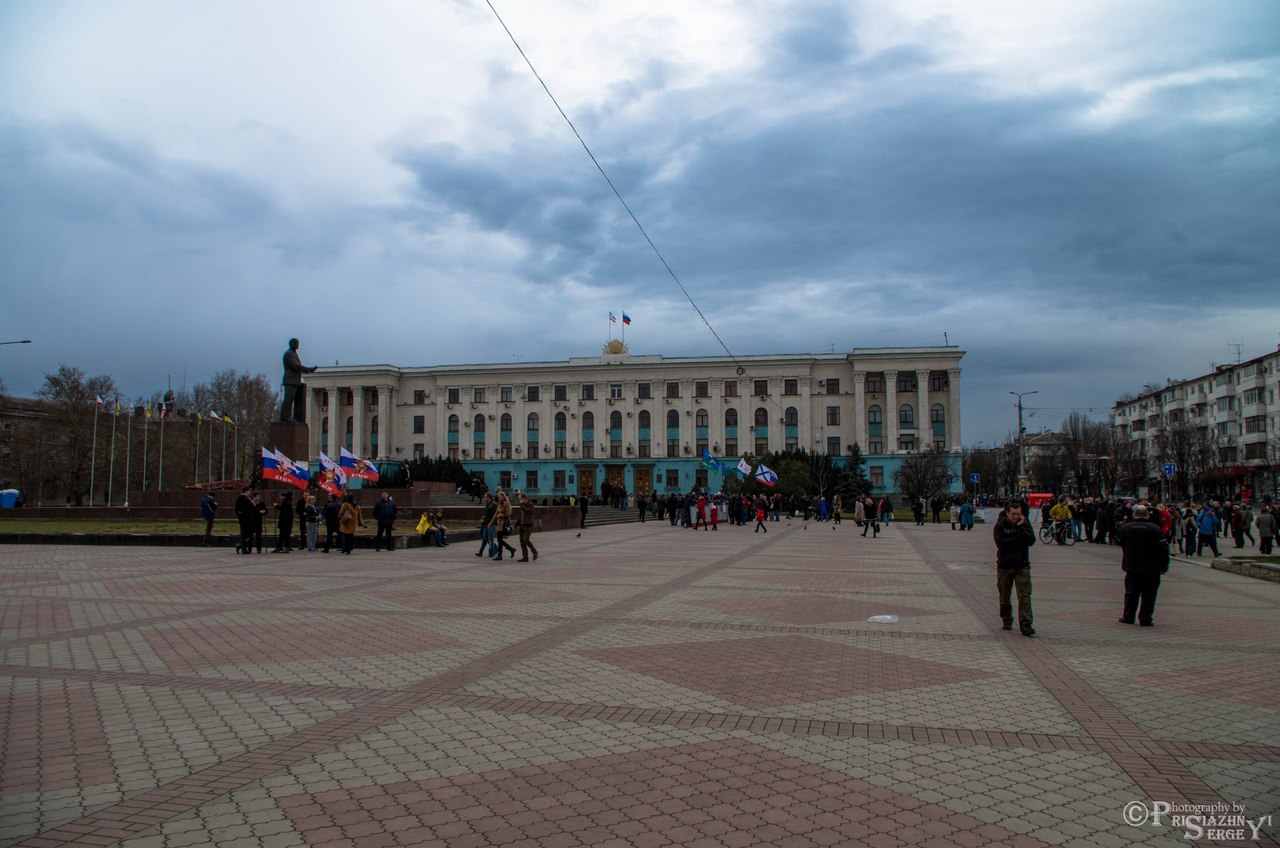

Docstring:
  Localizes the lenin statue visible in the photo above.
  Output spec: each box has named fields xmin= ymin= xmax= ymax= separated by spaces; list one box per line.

xmin=280 ymin=338 xmax=318 ymax=423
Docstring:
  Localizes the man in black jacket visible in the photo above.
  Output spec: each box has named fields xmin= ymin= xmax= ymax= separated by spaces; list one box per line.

xmin=1116 ymin=504 xmax=1170 ymax=627
xmin=322 ymin=493 xmax=341 ymax=552
xmin=234 ymin=488 xmax=254 ymax=554
xmin=372 ymin=491 xmax=397 ymax=551
xmin=273 ymin=492 xmax=294 ymax=552
xmin=994 ymin=502 xmax=1037 ymax=636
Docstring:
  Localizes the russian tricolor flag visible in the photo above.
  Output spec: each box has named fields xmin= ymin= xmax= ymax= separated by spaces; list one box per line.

xmin=622 ymin=312 xmax=632 ymax=326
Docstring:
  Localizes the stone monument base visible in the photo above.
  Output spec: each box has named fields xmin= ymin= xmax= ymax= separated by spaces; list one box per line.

xmin=267 ymin=422 xmax=310 ymax=466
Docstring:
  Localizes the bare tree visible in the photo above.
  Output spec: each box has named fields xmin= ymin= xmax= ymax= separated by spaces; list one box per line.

xmin=34 ymin=364 xmax=118 ymax=505
xmin=1028 ymin=443 xmax=1069 ymax=493
xmin=892 ymin=444 xmax=951 ymax=501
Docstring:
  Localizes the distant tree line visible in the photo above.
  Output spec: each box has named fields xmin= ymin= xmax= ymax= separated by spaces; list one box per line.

xmin=0 ymin=364 xmax=276 ymax=505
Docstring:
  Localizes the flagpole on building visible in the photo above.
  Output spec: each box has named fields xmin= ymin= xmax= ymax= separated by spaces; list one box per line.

xmin=90 ymin=404 xmax=99 ymax=506
xmin=107 ymin=403 xmax=119 ymax=507
xmin=124 ymin=406 xmax=133 ymax=507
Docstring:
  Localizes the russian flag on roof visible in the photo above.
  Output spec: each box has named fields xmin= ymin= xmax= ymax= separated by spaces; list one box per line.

xmin=622 ymin=312 xmax=632 ymax=326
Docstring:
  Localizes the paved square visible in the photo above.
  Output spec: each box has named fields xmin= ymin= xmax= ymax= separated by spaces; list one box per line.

xmin=1 ymin=518 xmax=1276 ymax=847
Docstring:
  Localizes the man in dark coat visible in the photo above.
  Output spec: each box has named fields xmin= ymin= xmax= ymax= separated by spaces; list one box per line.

xmin=322 ymin=493 xmax=342 ymax=552
xmin=233 ymin=488 xmax=254 ymax=554
xmin=994 ymin=502 xmax=1037 ymax=636
xmin=200 ymin=493 xmax=218 ymax=547
xmin=372 ymin=491 xmax=397 ymax=552
xmin=273 ymin=492 xmax=294 ymax=552
xmin=1116 ymin=505 xmax=1170 ymax=627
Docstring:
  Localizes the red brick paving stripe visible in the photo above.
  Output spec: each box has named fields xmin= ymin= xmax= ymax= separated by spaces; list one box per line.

xmin=902 ymin=531 xmax=1273 ymax=821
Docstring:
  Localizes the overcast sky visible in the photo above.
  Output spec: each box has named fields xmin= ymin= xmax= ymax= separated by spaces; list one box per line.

xmin=2 ymin=0 xmax=1277 ymax=444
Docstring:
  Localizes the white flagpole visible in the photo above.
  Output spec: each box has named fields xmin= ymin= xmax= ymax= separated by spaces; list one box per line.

xmin=207 ymin=420 xmax=213 ymax=483
xmin=124 ymin=407 xmax=133 ymax=507
xmin=193 ymin=417 xmax=200 ymax=484
xmin=142 ymin=410 xmax=149 ymax=492
xmin=90 ymin=406 xmax=99 ymax=506
xmin=107 ymin=405 xmax=118 ymax=506
xmin=220 ymin=422 xmax=227 ymax=481
xmin=233 ymin=425 xmax=239 ymax=480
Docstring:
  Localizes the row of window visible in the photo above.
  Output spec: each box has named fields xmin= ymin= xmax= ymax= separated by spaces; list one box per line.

xmin=326 ymin=373 xmax=954 ymax=409
xmin=429 ymin=403 xmax=947 ymax=434
xmin=418 ymin=373 xmax=952 ymax=406
xmin=430 ymin=432 xmax=942 ymax=462
xmin=432 ymin=463 xmax=898 ymax=492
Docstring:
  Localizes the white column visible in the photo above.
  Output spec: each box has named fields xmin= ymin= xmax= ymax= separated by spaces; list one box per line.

xmin=884 ymin=370 xmax=898 ymax=452
xmin=917 ymin=369 xmax=930 ymax=450
xmin=377 ymin=384 xmax=393 ymax=459
xmin=306 ymin=386 xmax=321 ymax=455
xmin=351 ymin=386 xmax=365 ymax=457
xmin=947 ymin=368 xmax=962 ymax=451
xmin=327 ymin=387 xmax=341 ymax=459
xmin=852 ymin=371 xmax=866 ymax=452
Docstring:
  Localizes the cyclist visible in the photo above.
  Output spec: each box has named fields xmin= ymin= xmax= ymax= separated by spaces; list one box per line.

xmin=1048 ymin=498 xmax=1073 ymax=545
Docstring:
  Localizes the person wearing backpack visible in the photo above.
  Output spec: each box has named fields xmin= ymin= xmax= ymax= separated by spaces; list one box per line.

xmin=1116 ymin=504 xmax=1170 ymax=627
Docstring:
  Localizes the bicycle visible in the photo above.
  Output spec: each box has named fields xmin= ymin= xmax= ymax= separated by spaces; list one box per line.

xmin=1039 ymin=520 xmax=1076 ymax=546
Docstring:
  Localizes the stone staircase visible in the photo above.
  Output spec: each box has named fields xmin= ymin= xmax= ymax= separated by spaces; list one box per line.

xmin=583 ymin=506 xmax=643 ymax=529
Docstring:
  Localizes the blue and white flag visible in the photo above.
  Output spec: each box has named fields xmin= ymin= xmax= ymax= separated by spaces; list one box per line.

xmin=701 ymin=448 xmax=725 ymax=473
xmin=754 ymin=463 xmax=778 ymax=487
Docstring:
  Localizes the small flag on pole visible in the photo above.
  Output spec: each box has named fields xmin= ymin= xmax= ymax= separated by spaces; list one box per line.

xmin=145 ymin=403 xmax=152 ymax=419
xmin=609 ymin=312 xmax=617 ymax=323
xmin=208 ymin=410 xmax=220 ymax=425
xmin=737 ymin=457 xmax=753 ymax=477
xmin=754 ymin=463 xmax=778 ymax=487
xmin=622 ymin=312 xmax=632 ymax=326
xmin=223 ymin=414 xmax=235 ymax=426
xmin=95 ymin=395 xmax=107 ymax=409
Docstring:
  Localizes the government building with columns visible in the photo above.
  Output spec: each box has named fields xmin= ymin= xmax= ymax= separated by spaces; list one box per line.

xmin=304 ymin=343 xmax=964 ymax=499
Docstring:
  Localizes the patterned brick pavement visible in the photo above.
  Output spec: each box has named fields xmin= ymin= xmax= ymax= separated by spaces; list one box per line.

xmin=1 ymin=517 xmax=1276 ymax=847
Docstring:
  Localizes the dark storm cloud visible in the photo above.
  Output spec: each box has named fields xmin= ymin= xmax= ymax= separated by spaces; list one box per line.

xmin=388 ymin=70 xmax=1278 ymax=309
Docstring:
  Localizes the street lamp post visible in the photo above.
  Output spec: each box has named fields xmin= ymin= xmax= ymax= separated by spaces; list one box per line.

xmin=1010 ymin=390 xmax=1038 ymax=492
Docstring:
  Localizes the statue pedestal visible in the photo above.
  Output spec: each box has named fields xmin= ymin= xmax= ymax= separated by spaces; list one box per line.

xmin=267 ymin=422 xmax=310 ymax=466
